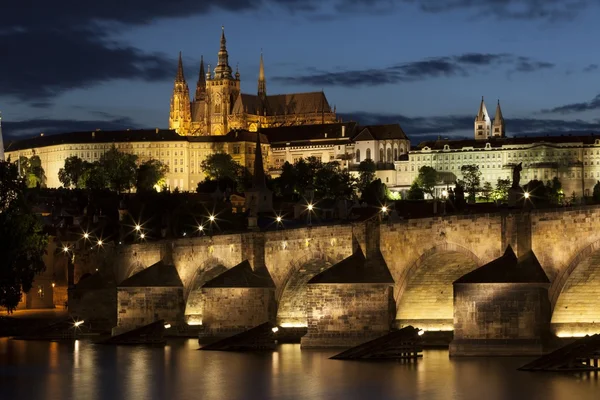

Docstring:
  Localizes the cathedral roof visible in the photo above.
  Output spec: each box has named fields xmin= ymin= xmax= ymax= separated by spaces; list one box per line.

xmin=260 ymin=122 xmax=357 ymax=143
xmin=231 ymin=91 xmax=333 ymax=117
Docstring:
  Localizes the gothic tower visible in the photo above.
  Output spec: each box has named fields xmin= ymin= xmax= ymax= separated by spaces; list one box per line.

xmin=492 ymin=100 xmax=505 ymax=138
xmin=207 ymin=26 xmax=240 ymax=135
xmin=195 ymin=55 xmax=206 ymax=101
xmin=474 ymin=96 xmax=491 ymax=140
xmin=169 ymin=52 xmax=192 ymax=135
xmin=258 ymin=52 xmax=266 ymax=97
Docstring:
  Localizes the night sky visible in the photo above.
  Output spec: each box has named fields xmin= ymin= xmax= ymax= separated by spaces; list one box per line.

xmin=2 ymin=0 xmax=600 ymax=143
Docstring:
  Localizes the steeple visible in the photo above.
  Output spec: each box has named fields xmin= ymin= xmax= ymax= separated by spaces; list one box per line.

xmin=214 ymin=26 xmax=232 ymax=79
xmin=252 ymin=132 xmax=267 ymax=189
xmin=195 ymin=55 xmax=206 ymax=101
xmin=0 ymin=111 xmax=4 ymax=162
xmin=176 ymin=52 xmax=185 ymax=82
xmin=474 ymin=96 xmax=491 ymax=140
xmin=258 ymin=51 xmax=267 ymax=97
xmin=492 ymin=99 xmax=506 ymax=138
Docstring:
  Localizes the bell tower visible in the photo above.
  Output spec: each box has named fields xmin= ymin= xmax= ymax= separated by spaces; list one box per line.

xmin=169 ymin=52 xmax=192 ymax=135
xmin=492 ymin=99 xmax=505 ymax=138
xmin=474 ymin=96 xmax=491 ymax=140
xmin=207 ymin=26 xmax=240 ymax=135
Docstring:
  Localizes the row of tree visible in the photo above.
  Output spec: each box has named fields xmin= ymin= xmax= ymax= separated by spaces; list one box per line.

xmin=58 ymin=146 xmax=169 ymax=192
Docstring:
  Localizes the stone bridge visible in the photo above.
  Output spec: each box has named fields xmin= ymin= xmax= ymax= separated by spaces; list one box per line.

xmin=75 ymin=206 xmax=600 ymax=343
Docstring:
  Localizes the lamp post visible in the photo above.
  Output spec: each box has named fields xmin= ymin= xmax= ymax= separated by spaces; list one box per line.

xmin=306 ymin=203 xmax=313 ymax=226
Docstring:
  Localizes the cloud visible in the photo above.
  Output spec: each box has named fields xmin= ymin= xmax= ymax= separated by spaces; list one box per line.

xmin=541 ymin=94 xmax=600 ymax=114
xmin=340 ymin=111 xmax=600 ymax=143
xmin=583 ymin=64 xmax=599 ymax=73
xmin=273 ymin=53 xmax=553 ymax=87
xmin=2 ymin=116 xmax=140 ymax=140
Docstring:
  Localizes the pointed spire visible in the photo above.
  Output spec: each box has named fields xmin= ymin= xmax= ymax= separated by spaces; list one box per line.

xmin=252 ymin=132 xmax=267 ymax=189
xmin=235 ymin=63 xmax=240 ymax=80
xmin=176 ymin=51 xmax=186 ymax=82
xmin=494 ymin=99 xmax=504 ymax=123
xmin=0 ymin=111 xmax=4 ymax=162
xmin=214 ymin=26 xmax=232 ymax=79
xmin=476 ymin=96 xmax=489 ymax=121
xmin=195 ymin=55 xmax=206 ymax=101
xmin=258 ymin=50 xmax=267 ymax=97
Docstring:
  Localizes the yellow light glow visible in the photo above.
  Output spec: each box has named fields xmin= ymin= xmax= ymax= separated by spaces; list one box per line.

xmin=97 ymin=240 xmax=103 ymax=246
xmin=307 ymin=204 xmax=313 ymax=211
xmin=276 ymin=216 xmax=282 ymax=223
xmin=135 ymin=225 xmax=141 ymax=231
xmin=442 ymin=190 xmax=448 ymax=198
xmin=51 ymin=283 xmax=55 ymax=288
xmin=164 ymin=323 xmax=172 ymax=329
xmin=418 ymin=329 xmax=425 ymax=336
xmin=186 ymin=321 xmax=202 ymax=326
xmin=198 ymin=225 xmax=204 ymax=231
xmin=63 ymin=246 xmax=69 ymax=253
xmin=83 ymin=233 xmax=89 ymax=239
xmin=524 ymin=192 xmax=530 ymax=199
xmin=140 ymin=233 xmax=145 ymax=239
xmin=279 ymin=322 xmax=308 ymax=328
xmin=74 ymin=320 xmax=84 ymax=327
xmin=381 ymin=206 xmax=388 ymax=213
xmin=271 ymin=327 xmax=279 ymax=333
xmin=209 ymin=215 xmax=215 ymax=222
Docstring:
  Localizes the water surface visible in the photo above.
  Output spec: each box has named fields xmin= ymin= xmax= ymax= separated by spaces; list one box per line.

xmin=0 ymin=338 xmax=598 ymax=400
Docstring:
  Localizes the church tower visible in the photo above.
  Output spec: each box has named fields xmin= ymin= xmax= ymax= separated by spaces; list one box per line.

xmin=207 ymin=26 xmax=240 ymax=135
xmin=492 ymin=100 xmax=505 ymax=138
xmin=169 ymin=52 xmax=192 ymax=135
xmin=258 ymin=52 xmax=267 ymax=97
xmin=474 ymin=96 xmax=491 ymax=140
xmin=195 ymin=55 xmax=206 ymax=101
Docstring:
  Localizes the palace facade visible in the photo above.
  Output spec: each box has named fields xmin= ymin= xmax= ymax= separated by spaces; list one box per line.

xmin=169 ymin=27 xmax=338 ymax=136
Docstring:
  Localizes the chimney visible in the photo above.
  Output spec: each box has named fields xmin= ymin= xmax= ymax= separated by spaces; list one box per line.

xmin=342 ymin=125 xmax=345 ymax=137
xmin=155 ymin=128 xmax=159 ymax=134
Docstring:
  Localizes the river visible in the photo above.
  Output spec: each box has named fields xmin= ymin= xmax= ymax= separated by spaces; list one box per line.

xmin=0 ymin=338 xmax=598 ymax=400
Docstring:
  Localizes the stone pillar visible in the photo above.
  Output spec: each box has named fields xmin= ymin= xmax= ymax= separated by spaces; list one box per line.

xmin=501 ymin=212 xmax=532 ymax=257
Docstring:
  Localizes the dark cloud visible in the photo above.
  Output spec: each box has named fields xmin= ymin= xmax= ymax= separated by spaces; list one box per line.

xmin=541 ymin=94 xmax=600 ymax=114
xmin=2 ymin=116 xmax=140 ymax=141
xmin=340 ymin=111 xmax=600 ymax=143
xmin=583 ymin=64 xmax=599 ymax=73
xmin=273 ymin=53 xmax=552 ymax=87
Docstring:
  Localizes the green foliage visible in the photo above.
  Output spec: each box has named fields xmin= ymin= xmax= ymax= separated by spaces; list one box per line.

xmin=314 ymin=162 xmax=356 ymax=199
xmin=136 ymin=159 xmax=169 ymax=192
xmin=407 ymin=181 xmax=424 ymax=200
xmin=481 ymin=181 xmax=493 ymax=202
xmin=98 ymin=145 xmax=138 ymax=192
xmin=357 ymin=159 xmax=376 ymax=193
xmin=0 ymin=161 xmax=48 ymax=312
xmin=200 ymin=152 xmax=242 ymax=181
xmin=416 ymin=166 xmax=438 ymax=197
xmin=492 ymin=178 xmax=511 ymax=202
xmin=546 ymin=177 xmax=563 ymax=205
xmin=15 ymin=155 xmax=46 ymax=188
xmin=454 ymin=181 xmax=466 ymax=209
xmin=460 ymin=164 xmax=482 ymax=203
xmin=58 ymin=156 xmax=88 ymax=188
xmin=524 ymin=180 xmax=548 ymax=200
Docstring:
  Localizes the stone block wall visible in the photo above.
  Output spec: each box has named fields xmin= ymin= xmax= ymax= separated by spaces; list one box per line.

xmin=301 ymin=283 xmax=394 ymax=348
xmin=70 ymin=288 xmax=117 ymax=330
xmin=199 ymin=287 xmax=276 ymax=340
xmin=113 ymin=287 xmax=184 ymax=335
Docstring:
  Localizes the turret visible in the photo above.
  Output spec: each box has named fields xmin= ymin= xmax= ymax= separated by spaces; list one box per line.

xmin=213 ymin=26 xmax=233 ymax=79
xmin=258 ymin=51 xmax=267 ymax=97
xmin=168 ymin=52 xmax=192 ymax=135
xmin=195 ymin=55 xmax=206 ymax=101
xmin=474 ymin=96 xmax=491 ymax=140
xmin=492 ymin=99 xmax=505 ymax=138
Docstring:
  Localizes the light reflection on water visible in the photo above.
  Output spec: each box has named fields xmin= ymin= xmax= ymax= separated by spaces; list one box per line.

xmin=0 ymin=338 xmax=598 ymax=400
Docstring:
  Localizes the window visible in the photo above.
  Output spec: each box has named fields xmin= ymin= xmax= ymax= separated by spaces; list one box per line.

xmin=394 ymin=148 xmax=398 ymax=161
xmin=366 ymin=148 xmax=371 ymax=160
xmin=380 ymin=148 xmax=384 ymax=161
xmin=387 ymin=148 xmax=392 ymax=163
xmin=356 ymin=149 xmax=361 ymax=163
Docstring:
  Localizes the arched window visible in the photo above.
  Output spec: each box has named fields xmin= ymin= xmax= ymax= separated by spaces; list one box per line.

xmin=366 ymin=148 xmax=371 ymax=160
xmin=379 ymin=148 xmax=384 ymax=162
xmin=356 ymin=149 xmax=361 ymax=163
xmin=387 ymin=148 xmax=392 ymax=163
xmin=394 ymin=148 xmax=398 ymax=161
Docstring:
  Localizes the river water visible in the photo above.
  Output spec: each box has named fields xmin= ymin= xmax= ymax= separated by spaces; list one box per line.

xmin=0 ymin=338 xmax=598 ymax=400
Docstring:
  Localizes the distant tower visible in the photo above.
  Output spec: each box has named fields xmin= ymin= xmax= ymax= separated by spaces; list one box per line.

xmin=492 ymin=99 xmax=505 ymax=138
xmin=474 ymin=96 xmax=491 ymax=140
xmin=258 ymin=51 xmax=267 ymax=97
xmin=0 ymin=111 xmax=4 ymax=161
xmin=169 ymin=52 xmax=192 ymax=135
xmin=245 ymin=132 xmax=273 ymax=220
xmin=195 ymin=55 xmax=206 ymax=101
xmin=207 ymin=26 xmax=240 ymax=135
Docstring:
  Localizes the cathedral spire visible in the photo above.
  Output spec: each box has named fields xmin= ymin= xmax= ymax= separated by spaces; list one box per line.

xmin=252 ymin=132 xmax=267 ymax=189
xmin=258 ymin=50 xmax=267 ymax=97
xmin=214 ymin=26 xmax=232 ymax=79
xmin=494 ymin=99 xmax=504 ymax=124
xmin=176 ymin=51 xmax=186 ymax=82
xmin=195 ymin=55 xmax=206 ymax=101
xmin=476 ymin=96 xmax=488 ymax=120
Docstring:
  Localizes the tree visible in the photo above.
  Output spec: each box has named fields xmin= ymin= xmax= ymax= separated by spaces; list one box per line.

xmin=314 ymin=162 xmax=356 ymax=199
xmin=98 ymin=145 xmax=138 ymax=192
xmin=0 ymin=161 xmax=48 ymax=312
xmin=454 ymin=180 xmax=466 ymax=209
xmin=58 ymin=156 xmax=87 ymax=188
xmin=546 ymin=177 xmax=563 ymax=205
xmin=460 ymin=165 xmax=482 ymax=203
xmin=200 ymin=152 xmax=242 ymax=181
xmin=15 ymin=155 xmax=46 ymax=188
xmin=416 ymin=166 xmax=438 ymax=198
xmin=275 ymin=161 xmax=297 ymax=197
xmin=83 ymin=162 xmax=108 ymax=190
xmin=593 ymin=181 xmax=600 ymax=203
xmin=492 ymin=178 xmax=511 ymax=202
xmin=407 ymin=181 xmax=424 ymax=200
xmin=481 ymin=181 xmax=493 ymax=202
xmin=357 ymin=159 xmax=376 ymax=193
xmin=361 ymin=178 xmax=388 ymax=205
xmin=136 ymin=159 xmax=169 ymax=192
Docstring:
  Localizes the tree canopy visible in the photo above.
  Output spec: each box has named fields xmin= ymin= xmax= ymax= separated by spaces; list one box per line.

xmin=200 ymin=153 xmax=242 ymax=181
xmin=357 ymin=159 xmax=376 ymax=193
xmin=460 ymin=164 xmax=482 ymax=203
xmin=136 ymin=159 xmax=169 ymax=192
xmin=58 ymin=156 xmax=89 ymax=188
xmin=99 ymin=145 xmax=138 ymax=192
xmin=0 ymin=161 xmax=48 ymax=312
xmin=415 ymin=166 xmax=438 ymax=198
xmin=15 ymin=155 xmax=46 ymax=188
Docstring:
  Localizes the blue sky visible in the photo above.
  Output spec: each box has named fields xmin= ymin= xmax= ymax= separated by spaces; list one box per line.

xmin=2 ymin=0 xmax=600 ymax=143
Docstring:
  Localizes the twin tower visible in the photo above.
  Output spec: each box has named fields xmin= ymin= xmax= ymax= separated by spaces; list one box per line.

xmin=474 ymin=97 xmax=505 ymax=140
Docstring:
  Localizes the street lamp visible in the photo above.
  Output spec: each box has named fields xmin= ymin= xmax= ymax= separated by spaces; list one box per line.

xmin=381 ymin=206 xmax=388 ymax=214
xmin=524 ymin=192 xmax=530 ymax=199
xmin=306 ymin=203 xmax=314 ymax=226
xmin=135 ymin=224 xmax=141 ymax=232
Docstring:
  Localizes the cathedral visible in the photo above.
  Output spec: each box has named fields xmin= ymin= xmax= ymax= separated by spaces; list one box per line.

xmin=169 ymin=27 xmax=338 ymax=136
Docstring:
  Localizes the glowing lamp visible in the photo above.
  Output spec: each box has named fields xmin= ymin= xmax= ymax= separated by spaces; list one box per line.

xmin=164 ymin=323 xmax=172 ymax=329
xmin=271 ymin=327 xmax=279 ymax=333
xmin=83 ymin=233 xmax=89 ymax=239
xmin=135 ymin=225 xmax=141 ymax=231
xmin=442 ymin=190 xmax=448 ymax=198
xmin=276 ymin=216 xmax=282 ymax=223
xmin=307 ymin=204 xmax=313 ymax=211
xmin=74 ymin=320 xmax=84 ymax=327
xmin=418 ymin=329 xmax=425 ymax=336
xmin=198 ymin=225 xmax=204 ymax=232
xmin=209 ymin=215 xmax=215 ymax=222
xmin=524 ymin=192 xmax=530 ymax=199
xmin=381 ymin=206 xmax=388 ymax=213
xmin=97 ymin=240 xmax=103 ymax=246
xmin=140 ymin=233 xmax=146 ymax=239
xmin=63 ymin=246 xmax=69 ymax=253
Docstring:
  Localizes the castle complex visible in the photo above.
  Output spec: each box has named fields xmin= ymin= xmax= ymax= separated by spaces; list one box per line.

xmin=169 ymin=27 xmax=337 ymax=136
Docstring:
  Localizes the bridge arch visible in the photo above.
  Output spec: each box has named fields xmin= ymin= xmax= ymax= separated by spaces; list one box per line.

xmin=551 ymin=239 xmax=600 ymax=337
xmin=275 ymin=252 xmax=338 ymax=328
xmin=183 ymin=257 xmax=230 ymax=325
xmin=395 ymin=243 xmax=481 ymax=331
